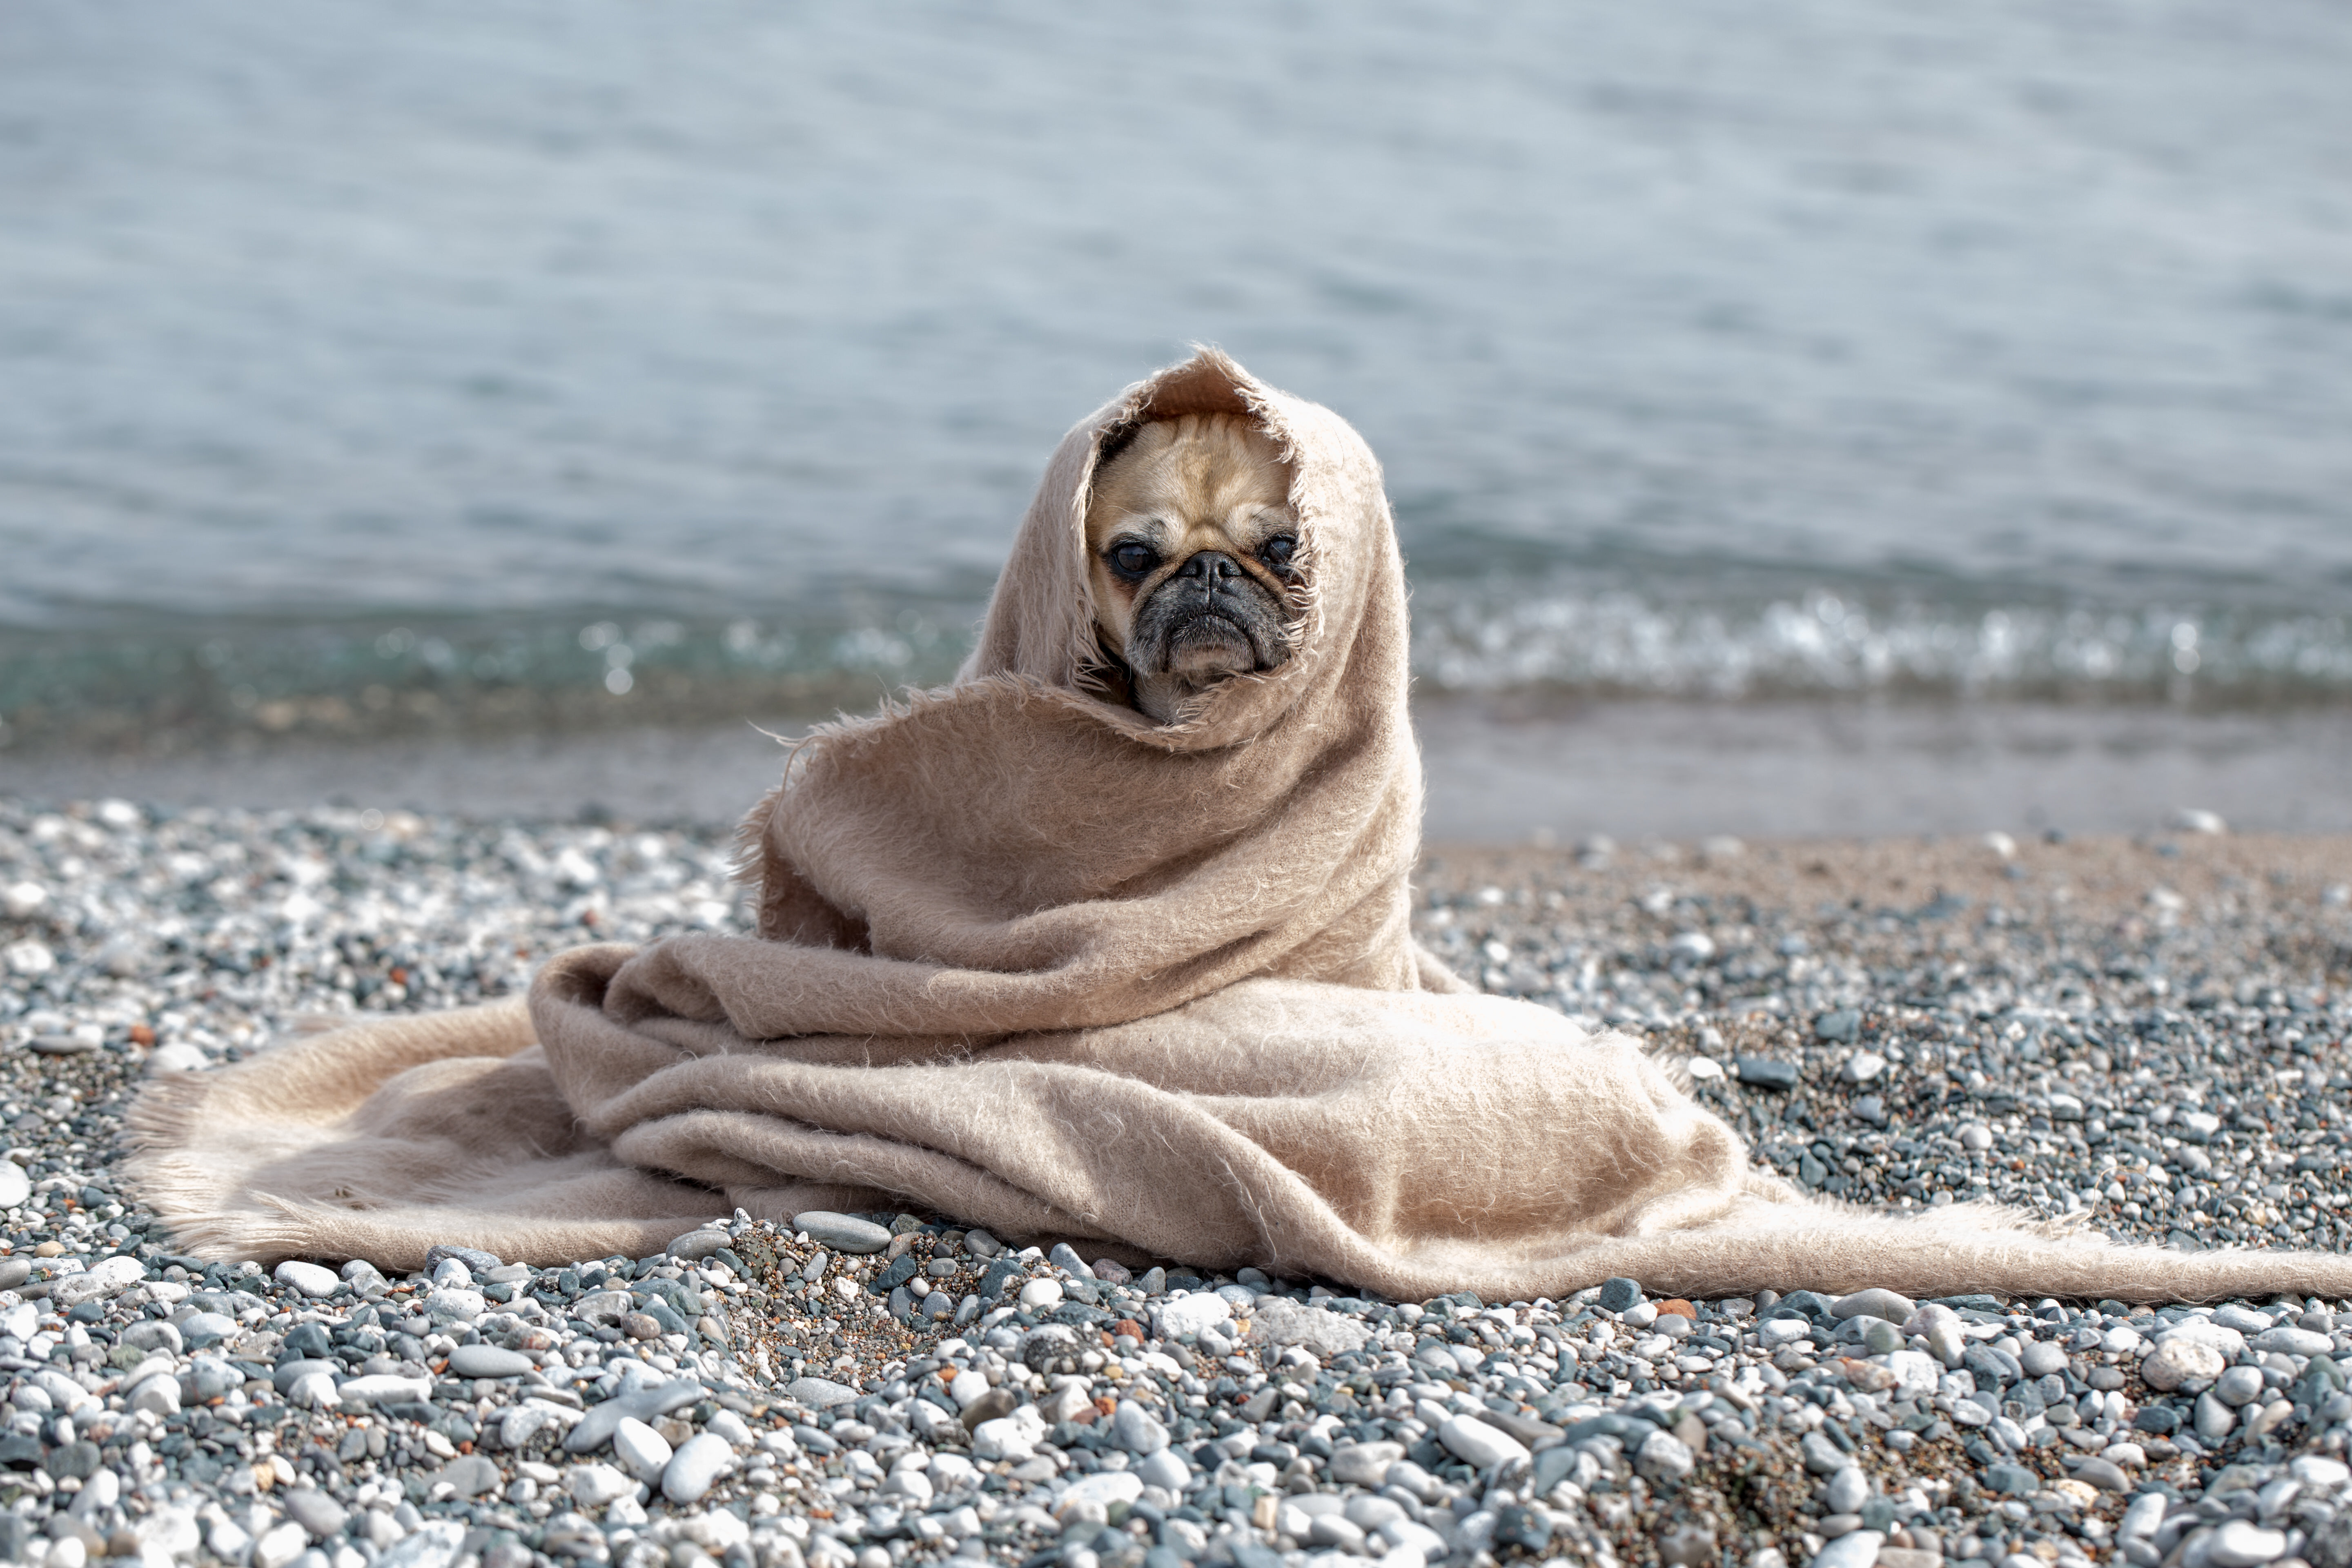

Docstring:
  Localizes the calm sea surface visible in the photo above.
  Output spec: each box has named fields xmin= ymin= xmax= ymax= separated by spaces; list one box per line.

xmin=3 ymin=0 xmax=2350 ymax=749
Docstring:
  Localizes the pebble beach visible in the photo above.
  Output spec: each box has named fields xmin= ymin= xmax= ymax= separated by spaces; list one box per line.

xmin=4 ymin=795 xmax=2352 ymax=1568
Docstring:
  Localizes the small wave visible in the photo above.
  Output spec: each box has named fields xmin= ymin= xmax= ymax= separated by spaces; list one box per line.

xmin=3 ymin=584 xmax=2348 ymax=756
xmin=1411 ymin=585 xmax=2352 ymax=705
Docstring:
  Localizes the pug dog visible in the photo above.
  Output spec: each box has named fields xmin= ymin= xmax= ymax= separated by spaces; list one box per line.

xmin=1083 ymin=413 xmax=1301 ymax=723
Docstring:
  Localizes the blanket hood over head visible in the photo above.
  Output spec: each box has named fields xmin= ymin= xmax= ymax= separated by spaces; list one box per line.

xmin=126 ymin=350 xmax=2352 ymax=1306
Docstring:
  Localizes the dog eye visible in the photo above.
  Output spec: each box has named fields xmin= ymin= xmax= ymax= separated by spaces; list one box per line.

xmin=1260 ymin=534 xmax=1298 ymax=568
xmin=1106 ymin=541 xmax=1158 ymax=580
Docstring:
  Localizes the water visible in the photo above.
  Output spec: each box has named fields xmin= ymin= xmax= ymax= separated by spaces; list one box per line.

xmin=4 ymin=0 xmax=2350 ymax=754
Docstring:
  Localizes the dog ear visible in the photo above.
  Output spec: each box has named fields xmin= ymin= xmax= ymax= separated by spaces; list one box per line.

xmin=1094 ymin=419 xmax=1143 ymax=473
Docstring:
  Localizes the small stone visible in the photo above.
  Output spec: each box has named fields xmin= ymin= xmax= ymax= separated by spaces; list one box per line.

xmin=424 ymin=1287 xmax=486 ymax=1323
xmin=613 ymin=1418 xmax=673 ymax=1483
xmin=2292 ymin=1456 xmax=2352 ymax=1488
xmin=423 ymin=1244 xmax=501 ymax=1276
xmin=666 ymin=1229 xmax=730 ymax=1261
xmin=1247 ymin=1296 xmax=1372 ymax=1356
xmin=286 ymin=1370 xmax=340 ymax=1410
xmin=1735 ymin=1056 xmax=1798 ymax=1089
xmin=2 ymin=942 xmax=54 ymax=979
xmin=282 ymin=1490 xmax=348 ymax=1541
xmin=2207 ymin=1521 xmax=2287 ymax=1567
xmin=1829 ymin=1288 xmax=1915 ymax=1323
xmin=1815 ymin=1009 xmax=1862 ymax=1042
xmin=2018 ymin=1341 xmax=2069 ymax=1377
xmin=792 ymin=1212 xmax=892 ymax=1254
xmin=45 ymin=1441 xmax=100 ymax=1480
xmin=0 ymin=1163 xmax=29 ymax=1209
xmin=336 ymin=1373 xmax=431 ymax=1405
xmin=441 ymin=1455 xmax=502 ymax=1499
xmin=1137 ymin=1448 xmax=1191 ymax=1492
xmin=1840 ymin=1052 xmax=1886 ymax=1083
xmin=1824 ymin=1466 xmax=1867 ymax=1514
xmin=1597 ymin=1277 xmax=1644 ymax=1313
xmin=145 ymin=1043 xmax=208 ymax=1074
xmin=449 ymin=1344 xmax=536 ymax=1379
xmin=2070 ymin=1458 xmax=2130 ymax=1492
xmin=2252 ymin=1325 xmax=2333 ymax=1357
xmin=127 ymin=1374 xmax=180 ymax=1416
xmin=2214 ymin=1365 xmax=2267 ymax=1408
xmin=1984 ymin=1463 xmax=2038 ymax=1497
xmin=273 ymin=1261 xmax=339 ymax=1299
xmin=122 ymin=1317 xmax=184 ymax=1356
xmin=1056 ymin=1472 xmax=1144 ymax=1523
xmin=568 ymin=1463 xmax=635 ymax=1507
xmin=962 ymin=1229 xmax=1000 ymax=1258
xmin=1800 ymin=1432 xmax=1846 ymax=1474
xmin=1111 ymin=1400 xmax=1168 ymax=1455
xmin=1635 ymin=1430 xmax=1693 ymax=1482
xmin=1439 ymin=1414 xmax=1529 ymax=1470
xmin=2141 ymin=1339 xmax=2226 ymax=1391
xmin=563 ymin=1378 xmax=705 ymax=1453
xmin=1330 ymin=1441 xmax=1402 ymax=1486
xmin=1018 ymin=1278 xmax=1062 ymax=1309
xmin=1154 ymin=1293 xmax=1232 ymax=1339
xmin=1047 ymin=1243 xmax=1094 ymax=1278
xmin=251 ymin=1521 xmax=309 ymax=1568
xmin=1809 ymin=1532 xmax=1884 ymax=1568
xmin=959 ymin=1388 xmax=1018 ymax=1430
xmin=1494 ymin=1505 xmax=1552 ymax=1555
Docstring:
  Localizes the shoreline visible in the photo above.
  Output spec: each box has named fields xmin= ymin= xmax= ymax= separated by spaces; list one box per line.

xmin=5 ymin=699 xmax=2352 ymax=844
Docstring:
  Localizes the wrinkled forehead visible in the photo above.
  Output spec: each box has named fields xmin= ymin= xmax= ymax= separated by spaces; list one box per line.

xmin=1090 ymin=414 xmax=1292 ymax=523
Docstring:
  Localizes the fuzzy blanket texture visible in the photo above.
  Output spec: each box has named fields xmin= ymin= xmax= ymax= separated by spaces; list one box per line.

xmin=127 ymin=350 xmax=2352 ymax=1302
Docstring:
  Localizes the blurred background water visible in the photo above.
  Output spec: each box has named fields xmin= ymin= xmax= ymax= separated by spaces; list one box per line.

xmin=3 ymin=0 xmax=2350 ymax=763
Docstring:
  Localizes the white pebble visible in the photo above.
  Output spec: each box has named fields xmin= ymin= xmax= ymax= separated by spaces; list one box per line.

xmin=568 ymin=1463 xmax=635 ymax=1507
xmin=274 ymin=1261 xmax=340 ymax=1298
xmin=661 ymin=1433 xmax=738 ymax=1504
xmin=612 ymin=1418 xmax=673 ymax=1483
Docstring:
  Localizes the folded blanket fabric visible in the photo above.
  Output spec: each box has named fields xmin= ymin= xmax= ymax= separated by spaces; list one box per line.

xmin=127 ymin=350 xmax=2352 ymax=1302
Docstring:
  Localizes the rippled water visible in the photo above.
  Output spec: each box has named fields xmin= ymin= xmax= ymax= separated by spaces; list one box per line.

xmin=3 ymin=0 xmax=2349 ymax=750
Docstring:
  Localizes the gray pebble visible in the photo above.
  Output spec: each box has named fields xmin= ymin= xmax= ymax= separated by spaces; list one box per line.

xmin=441 ymin=1454 xmax=502 ymax=1499
xmin=1112 ymin=1400 xmax=1169 ymax=1455
xmin=2018 ymin=1340 xmax=2069 ymax=1377
xmin=2214 ymin=1365 xmax=2267 ymax=1407
xmin=282 ymin=1490 xmax=348 ymax=1541
xmin=791 ymin=1211 xmax=892 ymax=1253
xmin=424 ymin=1243 xmax=501 ymax=1275
xmin=786 ymin=1376 xmax=861 ymax=1410
xmin=667 ymin=1229 xmax=731 ymax=1261
xmin=447 ymin=1344 xmax=535 ymax=1379
xmin=1830 ymin=1287 xmax=1915 ymax=1323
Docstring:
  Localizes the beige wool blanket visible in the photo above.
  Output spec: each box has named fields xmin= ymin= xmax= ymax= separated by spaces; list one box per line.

xmin=129 ymin=350 xmax=2352 ymax=1303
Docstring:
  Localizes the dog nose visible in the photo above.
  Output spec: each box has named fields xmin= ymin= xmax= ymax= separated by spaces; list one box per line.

xmin=1174 ymin=551 xmax=1243 ymax=583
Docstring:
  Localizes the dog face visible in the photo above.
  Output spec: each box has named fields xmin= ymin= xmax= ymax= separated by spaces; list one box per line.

xmin=1084 ymin=413 xmax=1300 ymax=723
